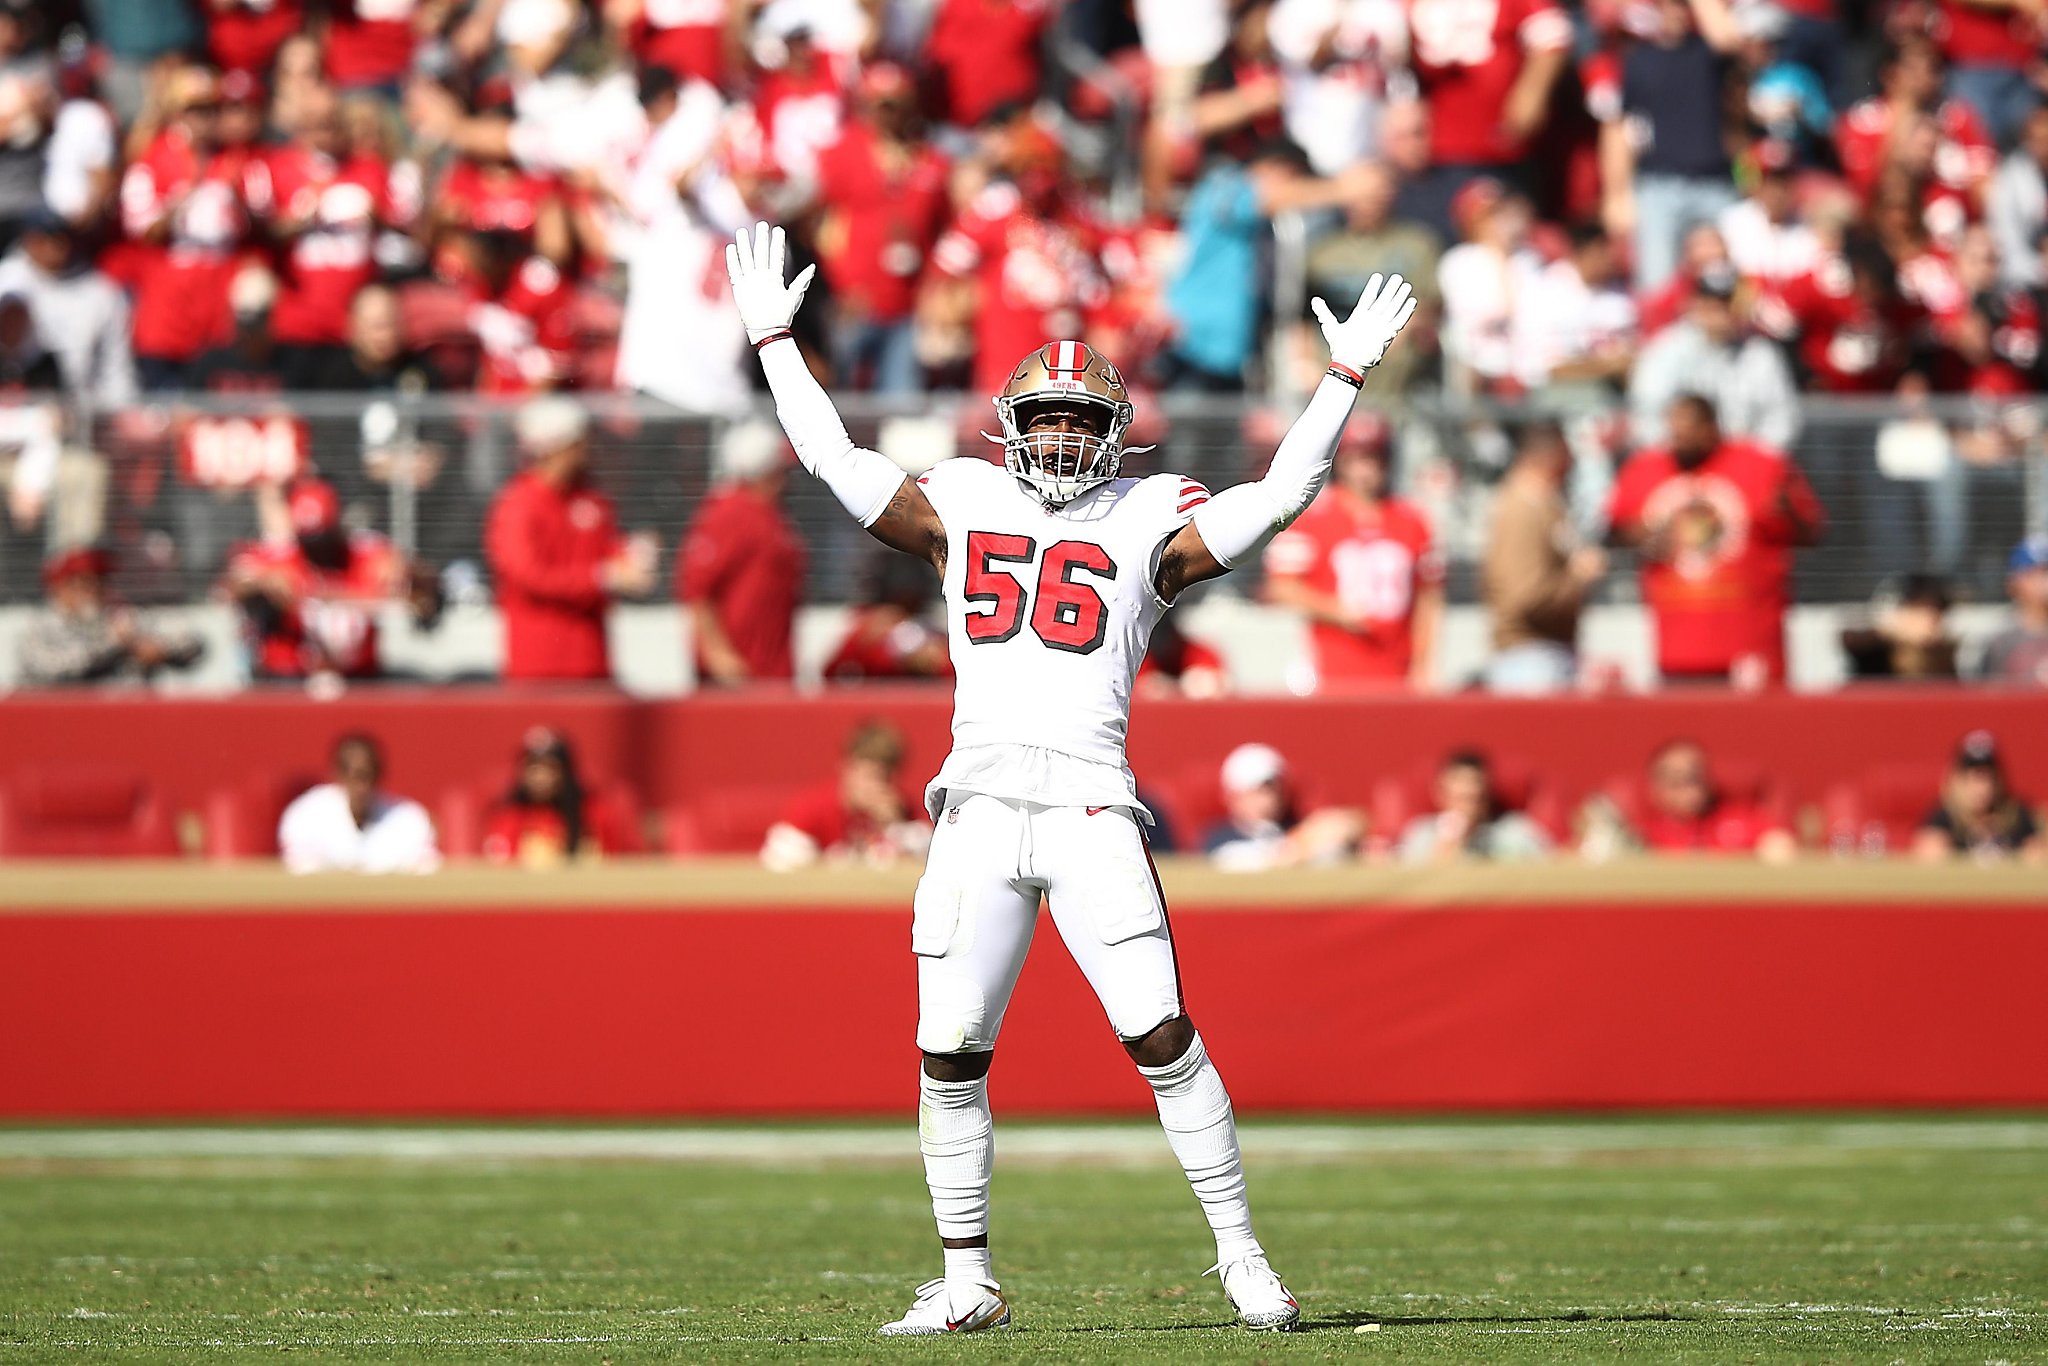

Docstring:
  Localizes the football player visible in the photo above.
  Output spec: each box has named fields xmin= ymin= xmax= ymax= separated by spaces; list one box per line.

xmin=726 ymin=221 xmax=1415 ymax=1336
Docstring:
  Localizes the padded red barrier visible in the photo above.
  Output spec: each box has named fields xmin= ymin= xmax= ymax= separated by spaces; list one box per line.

xmin=2 ymin=689 xmax=2044 ymax=856
xmin=5 ymin=901 xmax=2045 ymax=1116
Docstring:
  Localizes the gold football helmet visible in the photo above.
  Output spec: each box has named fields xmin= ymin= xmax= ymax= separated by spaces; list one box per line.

xmin=990 ymin=340 xmax=1137 ymax=507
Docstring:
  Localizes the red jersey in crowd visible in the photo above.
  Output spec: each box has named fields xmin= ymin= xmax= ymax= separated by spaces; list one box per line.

xmin=931 ymin=183 xmax=1109 ymax=395
xmin=621 ymin=0 xmax=732 ymax=88
xmin=226 ymin=531 xmax=402 ymax=678
xmin=1758 ymin=257 xmax=1927 ymax=393
xmin=774 ymin=780 xmax=928 ymax=858
xmin=676 ymin=485 xmax=805 ymax=681
xmin=823 ymin=607 xmax=951 ymax=681
xmin=1638 ymin=796 xmax=1784 ymax=852
xmin=121 ymin=129 xmax=259 ymax=362
xmin=455 ymin=253 xmax=576 ymax=394
xmin=925 ymin=0 xmax=1051 ymax=128
xmin=1607 ymin=439 xmax=1825 ymax=681
xmin=264 ymin=145 xmax=412 ymax=346
xmin=753 ymin=54 xmax=847 ymax=180
xmin=1263 ymin=491 xmax=1442 ymax=687
xmin=1407 ymin=0 xmax=1573 ymax=165
xmin=1934 ymin=0 xmax=2039 ymax=68
xmin=485 ymin=471 xmax=624 ymax=681
xmin=813 ymin=123 xmax=951 ymax=323
xmin=482 ymin=798 xmax=639 ymax=864
xmin=439 ymin=159 xmax=561 ymax=244
xmin=325 ymin=0 xmax=423 ymax=88
xmin=207 ymin=0 xmax=304 ymax=75
xmin=1835 ymin=96 xmax=1993 ymax=201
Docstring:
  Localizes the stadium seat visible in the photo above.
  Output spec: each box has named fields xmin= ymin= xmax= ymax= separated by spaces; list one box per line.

xmin=0 ymin=764 xmax=182 ymax=858
xmin=203 ymin=771 xmax=322 ymax=860
xmin=662 ymin=783 xmax=797 ymax=856
xmin=1819 ymin=763 xmax=1944 ymax=856
xmin=1369 ymin=753 xmax=1567 ymax=851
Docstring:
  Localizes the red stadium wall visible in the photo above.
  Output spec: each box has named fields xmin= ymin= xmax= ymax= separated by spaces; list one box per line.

xmin=3 ymin=688 xmax=2047 ymax=849
xmin=5 ymin=900 xmax=2046 ymax=1117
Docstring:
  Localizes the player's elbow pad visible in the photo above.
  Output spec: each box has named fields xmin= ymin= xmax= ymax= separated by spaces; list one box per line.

xmin=1190 ymin=482 xmax=1293 ymax=569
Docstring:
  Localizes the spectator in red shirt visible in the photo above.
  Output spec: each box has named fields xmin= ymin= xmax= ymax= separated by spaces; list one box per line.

xmin=222 ymin=474 xmax=418 ymax=683
xmin=485 ymin=396 xmax=658 ymax=682
xmin=1630 ymin=738 xmax=1797 ymax=860
xmin=448 ymin=226 xmax=577 ymax=394
xmin=759 ymin=720 xmax=931 ymax=870
xmin=1262 ymin=413 xmax=1443 ymax=692
xmin=924 ymin=123 xmax=1109 ymax=396
xmin=1136 ymin=615 xmax=1229 ymax=698
xmin=749 ymin=13 xmax=848 ymax=184
xmin=813 ymin=62 xmax=951 ymax=393
xmin=677 ymin=419 xmax=805 ymax=685
xmin=121 ymin=65 xmax=259 ymax=390
xmin=206 ymin=0 xmax=304 ymax=78
xmin=924 ymin=0 xmax=1051 ymax=130
xmin=607 ymin=0 xmax=738 ymax=91
xmin=1404 ymin=0 xmax=1572 ymax=228
xmin=482 ymin=727 xmax=641 ymax=867
xmin=1836 ymin=37 xmax=1994 ymax=207
xmin=824 ymin=551 xmax=950 ymax=683
xmin=324 ymin=0 xmax=431 ymax=96
xmin=262 ymin=83 xmax=409 ymax=364
xmin=1607 ymin=393 xmax=1825 ymax=686
xmin=1757 ymin=234 xmax=1925 ymax=394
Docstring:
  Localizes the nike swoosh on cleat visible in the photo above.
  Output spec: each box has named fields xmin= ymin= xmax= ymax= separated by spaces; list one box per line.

xmin=1085 ymin=806 xmax=1110 ymax=815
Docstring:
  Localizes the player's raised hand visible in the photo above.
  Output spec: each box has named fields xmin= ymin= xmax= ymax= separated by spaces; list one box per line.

xmin=725 ymin=220 xmax=816 ymax=345
xmin=1310 ymin=272 xmax=1417 ymax=373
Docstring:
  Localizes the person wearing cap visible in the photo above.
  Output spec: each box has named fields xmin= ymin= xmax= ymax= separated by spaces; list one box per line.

xmin=120 ymin=61 xmax=263 ymax=390
xmin=1482 ymin=420 xmax=1606 ymax=693
xmin=676 ymin=418 xmax=804 ymax=685
xmin=18 ymin=545 xmax=203 ymax=686
xmin=1436 ymin=179 xmax=1544 ymax=396
xmin=1608 ymin=392 xmax=1824 ymax=686
xmin=812 ymin=60 xmax=951 ymax=394
xmin=486 ymin=396 xmax=656 ymax=682
xmin=222 ymin=474 xmax=416 ymax=682
xmin=1627 ymin=260 xmax=1799 ymax=450
xmin=1398 ymin=749 xmax=1552 ymax=864
xmin=1263 ymin=413 xmax=1442 ymax=692
xmin=1979 ymin=537 xmax=2048 ymax=686
xmin=1201 ymin=742 xmax=1364 ymax=872
xmin=1715 ymin=139 xmax=1820 ymax=287
xmin=1913 ymin=731 xmax=2044 ymax=863
xmin=0 ymin=208 xmax=137 ymax=408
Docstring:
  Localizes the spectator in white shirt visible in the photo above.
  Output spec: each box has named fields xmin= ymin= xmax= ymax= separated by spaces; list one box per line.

xmin=1437 ymin=178 xmax=1545 ymax=395
xmin=1628 ymin=261 xmax=1799 ymax=450
xmin=1516 ymin=222 xmax=1639 ymax=391
xmin=1988 ymin=105 xmax=2048 ymax=289
xmin=1716 ymin=139 xmax=1820 ymax=286
xmin=278 ymin=734 xmax=441 ymax=875
xmin=1266 ymin=0 xmax=1410 ymax=176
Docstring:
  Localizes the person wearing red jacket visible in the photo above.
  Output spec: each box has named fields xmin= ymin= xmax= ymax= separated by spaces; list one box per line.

xmin=924 ymin=0 xmax=1051 ymax=129
xmin=481 ymin=727 xmax=641 ymax=866
xmin=812 ymin=62 xmax=951 ymax=392
xmin=120 ymin=65 xmax=261 ymax=389
xmin=485 ymin=397 xmax=657 ymax=682
xmin=676 ymin=419 xmax=805 ymax=684
xmin=1607 ymin=393 xmax=1825 ymax=686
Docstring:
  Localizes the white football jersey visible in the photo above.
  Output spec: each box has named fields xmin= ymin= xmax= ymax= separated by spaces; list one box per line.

xmin=914 ymin=456 xmax=1210 ymax=812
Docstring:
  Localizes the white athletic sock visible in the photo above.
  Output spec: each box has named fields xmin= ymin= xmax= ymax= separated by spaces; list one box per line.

xmin=918 ymin=1069 xmax=994 ymax=1277
xmin=943 ymin=1244 xmax=993 ymax=1285
xmin=1138 ymin=1032 xmax=1263 ymax=1266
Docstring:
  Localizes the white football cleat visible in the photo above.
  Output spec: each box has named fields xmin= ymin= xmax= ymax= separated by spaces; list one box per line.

xmin=876 ymin=1276 xmax=1011 ymax=1336
xmin=1211 ymin=1254 xmax=1301 ymax=1331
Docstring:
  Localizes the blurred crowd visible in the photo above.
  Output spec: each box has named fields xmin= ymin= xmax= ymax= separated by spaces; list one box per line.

xmin=4 ymin=0 xmax=2048 ymax=406
xmin=263 ymin=717 xmax=2044 ymax=871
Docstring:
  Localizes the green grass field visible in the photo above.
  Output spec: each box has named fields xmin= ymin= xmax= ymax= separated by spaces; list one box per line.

xmin=2 ymin=1118 xmax=2044 ymax=1363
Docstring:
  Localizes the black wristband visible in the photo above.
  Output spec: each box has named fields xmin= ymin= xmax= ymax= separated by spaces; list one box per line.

xmin=1326 ymin=362 xmax=1365 ymax=389
xmin=752 ymin=329 xmax=794 ymax=351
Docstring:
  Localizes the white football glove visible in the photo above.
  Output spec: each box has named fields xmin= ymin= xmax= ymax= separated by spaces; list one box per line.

xmin=725 ymin=220 xmax=816 ymax=345
xmin=1311 ymin=272 xmax=1417 ymax=372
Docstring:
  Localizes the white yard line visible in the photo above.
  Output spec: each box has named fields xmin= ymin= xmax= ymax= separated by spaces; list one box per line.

xmin=0 ymin=1119 xmax=2044 ymax=1164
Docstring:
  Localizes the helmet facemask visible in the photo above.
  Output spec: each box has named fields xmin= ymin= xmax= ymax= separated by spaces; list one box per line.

xmin=993 ymin=389 xmax=1133 ymax=508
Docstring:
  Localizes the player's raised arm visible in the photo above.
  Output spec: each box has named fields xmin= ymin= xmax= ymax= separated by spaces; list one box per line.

xmin=726 ymin=221 xmax=947 ymax=568
xmin=1155 ymin=274 xmax=1417 ymax=601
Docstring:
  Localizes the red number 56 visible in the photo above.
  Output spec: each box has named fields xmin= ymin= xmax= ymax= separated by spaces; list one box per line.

xmin=962 ymin=532 xmax=1118 ymax=655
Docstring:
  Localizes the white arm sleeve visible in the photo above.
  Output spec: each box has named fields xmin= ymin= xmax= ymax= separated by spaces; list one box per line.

xmin=1190 ymin=375 xmax=1358 ymax=568
xmin=757 ymin=338 xmax=908 ymax=527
